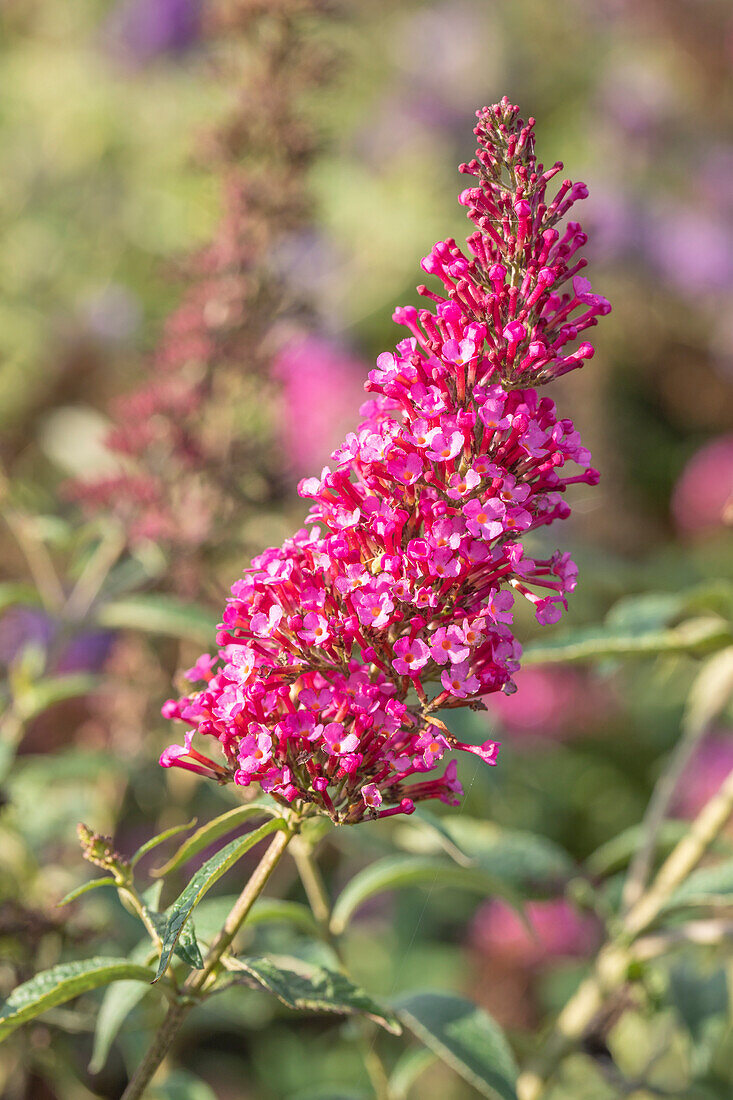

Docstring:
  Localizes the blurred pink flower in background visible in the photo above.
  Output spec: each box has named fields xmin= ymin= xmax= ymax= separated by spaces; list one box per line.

xmin=671 ymin=435 xmax=733 ymax=535
xmin=470 ymin=898 xmax=600 ymax=966
xmin=272 ymin=335 xmax=367 ymax=477
xmin=673 ymin=733 xmax=733 ymax=819
xmin=483 ymin=667 xmax=605 ymax=741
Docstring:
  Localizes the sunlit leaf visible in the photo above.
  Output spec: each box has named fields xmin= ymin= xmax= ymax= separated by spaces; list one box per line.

xmin=130 ymin=818 xmax=197 ymax=869
xmin=664 ymin=859 xmax=733 ymax=913
xmin=389 ymin=1046 xmax=437 ymax=1099
xmin=153 ymin=804 xmax=276 ymax=877
xmin=89 ymin=980 xmax=149 ymax=1074
xmin=0 ymin=958 xmax=155 ymax=1041
xmin=396 ymin=992 xmax=518 ymax=1100
xmin=57 ymin=876 xmax=116 ymax=907
xmin=330 ymin=856 xmax=521 ymax=936
xmin=97 ymin=595 xmax=217 ymax=643
xmin=226 ymin=954 xmax=401 ymax=1034
xmin=522 ymin=616 xmax=731 ymax=666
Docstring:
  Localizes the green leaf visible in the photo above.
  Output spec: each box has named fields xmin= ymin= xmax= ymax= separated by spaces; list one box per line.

xmin=89 ymin=979 xmax=149 ymax=1073
xmin=668 ymin=962 xmax=728 ymax=1042
xmin=389 ymin=1046 xmax=437 ymax=1099
xmin=396 ymin=992 xmax=518 ymax=1100
xmin=586 ymin=820 xmax=691 ymax=877
xmin=226 ymin=954 xmax=401 ymax=1034
xmin=522 ymin=616 xmax=731 ymax=666
xmin=154 ymin=818 xmax=286 ymax=982
xmin=604 ymin=592 xmax=689 ymax=633
xmin=130 ymin=818 xmax=198 ymax=869
xmin=193 ymin=896 xmax=318 ymax=942
xmin=416 ymin=817 xmax=573 ymax=895
xmin=57 ymin=876 xmax=117 ymax=907
xmin=153 ymin=803 xmax=276 ymax=877
xmin=174 ymin=921 xmax=204 ymax=969
xmin=0 ymin=957 xmax=156 ymax=1041
xmin=664 ymin=859 xmax=733 ymax=913
xmin=330 ymin=856 xmax=520 ymax=936
xmin=97 ymin=595 xmax=217 ymax=643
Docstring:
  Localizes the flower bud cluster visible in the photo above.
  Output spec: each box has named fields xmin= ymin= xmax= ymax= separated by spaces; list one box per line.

xmin=162 ymin=99 xmax=608 ymax=824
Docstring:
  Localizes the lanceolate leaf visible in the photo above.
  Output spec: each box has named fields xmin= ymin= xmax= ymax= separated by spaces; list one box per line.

xmin=89 ymin=980 xmax=149 ymax=1073
xmin=130 ymin=818 xmax=197 ymax=869
xmin=330 ymin=856 xmax=521 ymax=936
xmin=97 ymin=595 xmax=217 ymax=643
xmin=396 ymin=992 xmax=518 ymax=1100
xmin=226 ymin=954 xmax=401 ymax=1034
xmin=663 ymin=859 xmax=733 ymax=913
xmin=583 ymin=821 xmax=733 ymax=877
xmin=57 ymin=877 xmax=116 ymax=907
xmin=0 ymin=958 xmax=155 ymax=1042
xmin=154 ymin=818 xmax=286 ymax=982
xmin=402 ymin=815 xmax=573 ymax=895
xmin=522 ymin=616 xmax=730 ymax=666
xmin=153 ymin=804 xmax=276 ymax=877
xmin=389 ymin=1047 xmax=437 ymax=1099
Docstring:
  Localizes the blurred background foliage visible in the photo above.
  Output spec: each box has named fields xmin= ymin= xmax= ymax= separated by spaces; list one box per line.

xmin=0 ymin=1 xmax=731 ymax=1098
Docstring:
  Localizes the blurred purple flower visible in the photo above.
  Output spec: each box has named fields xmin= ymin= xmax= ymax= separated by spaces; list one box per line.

xmin=470 ymin=898 xmax=600 ymax=966
xmin=0 ymin=607 xmax=54 ymax=664
xmin=104 ymin=0 xmax=202 ymax=65
xmin=673 ymin=734 xmax=733 ymax=819
xmin=583 ymin=185 xmax=643 ymax=264
xmin=671 ymin=434 xmax=733 ymax=535
xmin=272 ymin=334 xmax=367 ymax=477
xmin=646 ymin=206 xmax=733 ymax=295
xmin=483 ymin=667 xmax=605 ymax=741
xmin=0 ymin=606 xmax=114 ymax=675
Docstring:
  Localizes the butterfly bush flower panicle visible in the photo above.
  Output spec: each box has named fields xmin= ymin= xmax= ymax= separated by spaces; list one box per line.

xmin=161 ymin=98 xmax=609 ymax=825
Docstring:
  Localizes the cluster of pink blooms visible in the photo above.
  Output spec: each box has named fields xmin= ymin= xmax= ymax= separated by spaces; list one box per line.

xmin=161 ymin=99 xmax=609 ymax=824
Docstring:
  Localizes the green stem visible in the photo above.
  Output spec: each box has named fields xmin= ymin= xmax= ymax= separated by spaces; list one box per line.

xmin=290 ymin=836 xmax=391 ymax=1100
xmin=121 ymin=823 xmax=294 ymax=1100
xmin=517 ymin=764 xmax=733 ymax=1100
